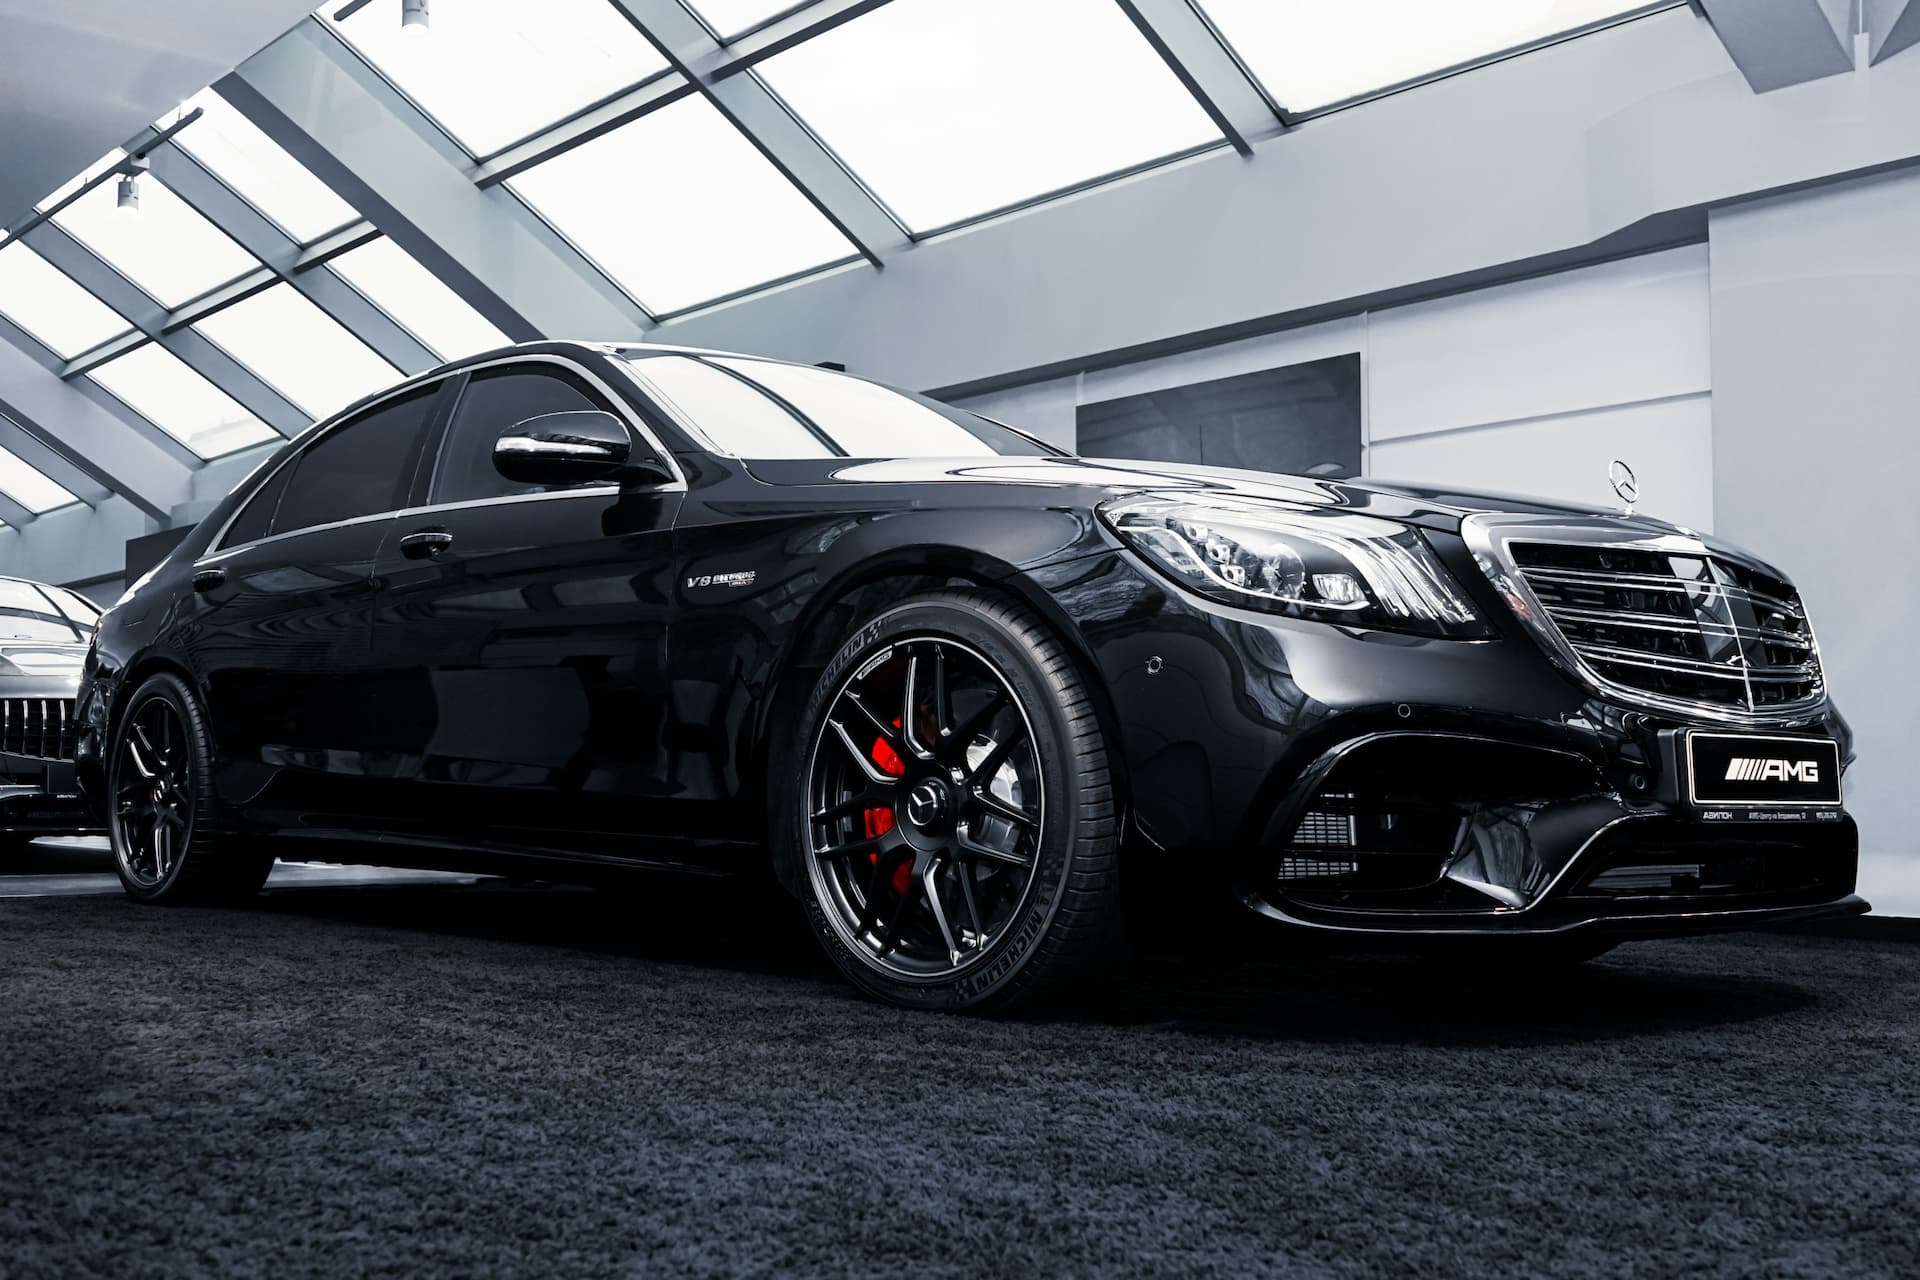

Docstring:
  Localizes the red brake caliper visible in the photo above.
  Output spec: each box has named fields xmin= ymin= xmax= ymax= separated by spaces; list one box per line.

xmin=864 ymin=722 xmax=912 ymax=896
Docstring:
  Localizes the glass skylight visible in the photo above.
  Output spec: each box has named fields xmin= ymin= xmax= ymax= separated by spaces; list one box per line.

xmin=193 ymin=284 xmax=400 ymax=421
xmin=0 ymin=440 xmax=79 ymax=514
xmin=167 ymin=89 xmax=358 ymax=243
xmin=756 ymin=0 xmax=1221 ymax=231
xmin=685 ymin=0 xmax=799 ymax=40
xmin=47 ymin=158 xmax=260 ymax=309
xmin=331 ymin=0 xmax=669 ymax=157
xmin=511 ymin=94 xmax=855 ymax=314
xmin=327 ymin=237 xmax=510 ymax=359
xmin=0 ymin=241 xmax=134 ymax=358
xmin=1195 ymin=0 xmax=1661 ymax=113
xmin=87 ymin=343 xmax=277 ymax=457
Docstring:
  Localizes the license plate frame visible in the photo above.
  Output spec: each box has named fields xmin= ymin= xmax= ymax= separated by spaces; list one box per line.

xmin=1685 ymin=732 xmax=1843 ymax=808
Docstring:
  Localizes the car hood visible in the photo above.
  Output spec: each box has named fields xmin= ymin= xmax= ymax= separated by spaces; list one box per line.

xmin=745 ymin=455 xmax=1668 ymax=534
xmin=0 ymin=639 xmax=88 ymax=689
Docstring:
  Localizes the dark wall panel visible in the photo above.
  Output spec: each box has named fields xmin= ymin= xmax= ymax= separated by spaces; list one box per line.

xmin=1076 ymin=355 xmax=1362 ymax=478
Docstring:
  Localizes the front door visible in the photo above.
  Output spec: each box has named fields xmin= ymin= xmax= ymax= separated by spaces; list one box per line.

xmin=366 ymin=360 xmax=684 ymax=860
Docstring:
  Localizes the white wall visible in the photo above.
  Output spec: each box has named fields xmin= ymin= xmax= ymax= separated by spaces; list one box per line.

xmin=961 ymin=246 xmax=1715 ymax=533
xmin=1367 ymin=246 xmax=1714 ymax=532
xmin=1709 ymin=170 xmax=1920 ymax=917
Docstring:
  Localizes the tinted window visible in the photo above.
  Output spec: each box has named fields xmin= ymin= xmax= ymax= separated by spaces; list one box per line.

xmin=432 ymin=365 xmax=615 ymax=504
xmin=271 ymin=386 xmax=438 ymax=536
xmin=223 ymin=460 xmax=294 ymax=548
xmin=0 ymin=580 xmax=83 ymax=642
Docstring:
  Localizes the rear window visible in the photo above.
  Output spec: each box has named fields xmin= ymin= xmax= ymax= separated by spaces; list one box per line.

xmin=622 ymin=352 xmax=1055 ymax=460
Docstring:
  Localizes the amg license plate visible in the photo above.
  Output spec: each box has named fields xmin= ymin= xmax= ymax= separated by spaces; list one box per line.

xmin=1686 ymin=733 xmax=1842 ymax=808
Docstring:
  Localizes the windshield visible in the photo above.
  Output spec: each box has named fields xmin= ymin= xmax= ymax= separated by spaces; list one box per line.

xmin=0 ymin=579 xmax=90 ymax=643
xmin=621 ymin=352 xmax=1058 ymax=460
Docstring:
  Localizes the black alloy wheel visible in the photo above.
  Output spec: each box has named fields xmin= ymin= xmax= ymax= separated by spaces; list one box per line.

xmin=793 ymin=591 xmax=1121 ymax=1012
xmin=109 ymin=672 xmax=272 ymax=904
xmin=112 ymin=691 xmax=194 ymax=889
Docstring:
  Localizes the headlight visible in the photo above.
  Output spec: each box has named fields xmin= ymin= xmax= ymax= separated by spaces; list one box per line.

xmin=1100 ymin=495 xmax=1484 ymax=637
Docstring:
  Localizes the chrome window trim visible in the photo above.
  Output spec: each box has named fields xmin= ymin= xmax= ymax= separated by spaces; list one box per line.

xmin=1462 ymin=513 xmax=1828 ymax=728
xmin=201 ymin=349 xmax=684 ymax=562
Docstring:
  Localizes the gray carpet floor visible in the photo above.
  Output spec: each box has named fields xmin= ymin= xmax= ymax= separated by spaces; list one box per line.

xmin=0 ymin=878 xmax=1915 ymax=1279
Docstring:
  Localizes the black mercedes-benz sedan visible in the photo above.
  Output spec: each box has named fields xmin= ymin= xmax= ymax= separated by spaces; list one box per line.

xmin=0 ymin=575 xmax=101 ymax=847
xmin=76 ymin=341 xmax=1864 ymax=1011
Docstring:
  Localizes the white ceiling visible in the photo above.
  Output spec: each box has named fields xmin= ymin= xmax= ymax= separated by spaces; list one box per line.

xmin=0 ymin=0 xmax=317 ymax=228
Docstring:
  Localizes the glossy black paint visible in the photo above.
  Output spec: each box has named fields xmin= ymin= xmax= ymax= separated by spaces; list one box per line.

xmin=77 ymin=342 xmax=1864 ymax=936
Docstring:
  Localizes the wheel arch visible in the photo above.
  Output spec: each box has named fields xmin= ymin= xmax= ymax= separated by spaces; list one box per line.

xmin=753 ymin=550 xmax=1127 ymax=896
xmin=107 ymin=646 xmax=209 ymax=748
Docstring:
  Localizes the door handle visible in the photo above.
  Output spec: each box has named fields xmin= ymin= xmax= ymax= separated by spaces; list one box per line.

xmin=399 ymin=529 xmax=455 ymax=560
xmin=192 ymin=568 xmax=226 ymax=592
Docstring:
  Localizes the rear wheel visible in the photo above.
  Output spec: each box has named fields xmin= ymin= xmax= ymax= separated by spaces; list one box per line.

xmin=789 ymin=591 xmax=1121 ymax=1013
xmin=109 ymin=672 xmax=271 ymax=904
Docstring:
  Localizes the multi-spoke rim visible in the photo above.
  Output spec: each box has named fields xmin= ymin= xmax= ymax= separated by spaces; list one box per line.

xmin=805 ymin=636 xmax=1045 ymax=981
xmin=111 ymin=695 xmax=194 ymax=889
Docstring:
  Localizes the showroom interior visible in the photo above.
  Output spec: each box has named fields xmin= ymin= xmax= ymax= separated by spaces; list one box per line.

xmin=1 ymin=0 xmax=1916 ymax=1275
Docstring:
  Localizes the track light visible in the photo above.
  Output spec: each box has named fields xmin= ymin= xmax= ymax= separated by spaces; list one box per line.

xmin=116 ymin=156 xmax=150 ymax=212
xmin=402 ymin=0 xmax=428 ymax=33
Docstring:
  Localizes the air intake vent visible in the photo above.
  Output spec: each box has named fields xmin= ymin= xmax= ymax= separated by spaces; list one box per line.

xmin=0 ymin=698 xmax=77 ymax=761
xmin=1505 ymin=539 xmax=1822 ymax=717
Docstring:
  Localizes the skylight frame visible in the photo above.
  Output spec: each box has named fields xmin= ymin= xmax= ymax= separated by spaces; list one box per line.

xmin=0 ymin=241 xmax=138 ymax=361
xmin=84 ymin=341 xmax=280 ymax=460
xmin=749 ymin=0 xmax=1226 ymax=235
xmin=326 ymin=0 xmax=675 ymax=160
xmin=1190 ymin=0 xmax=1686 ymax=121
xmin=164 ymin=88 xmax=360 ymax=245
xmin=190 ymin=282 xmax=402 ymax=422
xmin=0 ymin=437 xmax=82 ymax=515
xmin=507 ymin=92 xmax=860 ymax=316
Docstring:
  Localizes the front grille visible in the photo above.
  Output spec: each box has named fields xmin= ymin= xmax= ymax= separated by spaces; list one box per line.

xmin=0 ymin=698 xmax=77 ymax=761
xmin=1508 ymin=540 xmax=1822 ymax=715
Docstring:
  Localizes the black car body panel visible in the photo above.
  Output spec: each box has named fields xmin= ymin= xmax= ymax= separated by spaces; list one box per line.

xmin=77 ymin=342 xmax=1864 ymax=936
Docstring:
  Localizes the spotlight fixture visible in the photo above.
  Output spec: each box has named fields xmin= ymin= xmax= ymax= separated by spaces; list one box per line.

xmin=402 ymin=0 xmax=428 ymax=33
xmin=116 ymin=156 xmax=150 ymax=212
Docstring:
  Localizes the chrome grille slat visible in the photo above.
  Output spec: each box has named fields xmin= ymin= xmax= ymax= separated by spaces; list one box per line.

xmin=0 ymin=697 xmax=78 ymax=761
xmin=1518 ymin=566 xmax=1804 ymax=618
xmin=1491 ymin=534 xmax=1825 ymax=719
xmin=1542 ymin=603 xmax=1816 ymax=650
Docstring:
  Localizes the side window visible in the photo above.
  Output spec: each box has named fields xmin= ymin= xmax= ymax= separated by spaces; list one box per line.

xmin=222 ymin=461 xmax=293 ymax=548
xmin=270 ymin=385 xmax=439 ymax=537
xmin=431 ymin=365 xmax=615 ymax=505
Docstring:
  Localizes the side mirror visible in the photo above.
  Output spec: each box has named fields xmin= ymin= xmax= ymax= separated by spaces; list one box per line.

xmin=493 ymin=411 xmax=671 ymax=487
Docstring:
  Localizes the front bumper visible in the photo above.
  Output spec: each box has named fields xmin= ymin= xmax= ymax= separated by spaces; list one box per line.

xmin=1035 ymin=547 xmax=1864 ymax=937
xmin=0 ymin=754 xmax=101 ymax=835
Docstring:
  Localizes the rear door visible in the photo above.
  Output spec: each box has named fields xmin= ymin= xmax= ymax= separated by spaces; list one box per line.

xmin=365 ymin=356 xmax=685 ymax=858
xmin=190 ymin=380 xmax=446 ymax=829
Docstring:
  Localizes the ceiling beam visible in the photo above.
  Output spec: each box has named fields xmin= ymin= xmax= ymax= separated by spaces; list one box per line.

xmin=1113 ymin=0 xmax=1284 ymax=155
xmin=0 ymin=320 xmax=190 ymax=519
xmin=1697 ymin=0 xmax=1853 ymax=92
xmin=145 ymin=144 xmax=438 ymax=374
xmin=1868 ymin=0 xmax=1920 ymax=62
xmin=0 ymin=415 xmax=110 ymax=508
xmin=606 ymin=0 xmax=909 ymax=264
xmin=223 ymin=18 xmax=648 ymax=340
xmin=18 ymin=221 xmax=309 ymax=439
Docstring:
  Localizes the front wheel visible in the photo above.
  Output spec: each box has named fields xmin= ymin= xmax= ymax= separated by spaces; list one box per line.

xmin=787 ymin=590 xmax=1122 ymax=1013
xmin=109 ymin=672 xmax=272 ymax=904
